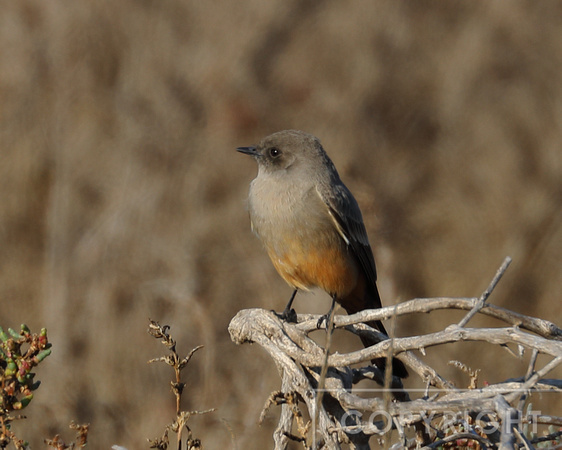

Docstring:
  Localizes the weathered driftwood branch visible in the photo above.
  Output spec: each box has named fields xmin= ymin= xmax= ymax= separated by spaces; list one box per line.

xmin=295 ymin=298 xmax=562 ymax=341
xmin=229 ymin=260 xmax=562 ymax=449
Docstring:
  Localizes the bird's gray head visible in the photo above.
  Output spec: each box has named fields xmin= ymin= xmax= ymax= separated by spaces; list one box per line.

xmin=237 ymin=130 xmax=336 ymax=179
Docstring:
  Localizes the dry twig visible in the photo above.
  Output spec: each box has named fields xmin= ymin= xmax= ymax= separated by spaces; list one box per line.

xmin=148 ymin=320 xmax=215 ymax=450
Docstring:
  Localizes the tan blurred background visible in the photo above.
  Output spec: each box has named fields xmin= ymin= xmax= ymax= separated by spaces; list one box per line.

xmin=1 ymin=1 xmax=561 ymax=448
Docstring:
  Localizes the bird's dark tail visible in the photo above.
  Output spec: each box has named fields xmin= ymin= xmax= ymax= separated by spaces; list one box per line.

xmin=340 ymin=281 xmax=408 ymax=379
xmin=360 ymin=320 xmax=409 ymax=379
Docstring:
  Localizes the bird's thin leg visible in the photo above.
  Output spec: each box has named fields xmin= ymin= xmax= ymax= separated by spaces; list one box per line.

xmin=317 ymin=295 xmax=337 ymax=330
xmin=276 ymin=289 xmax=298 ymax=323
xmin=283 ymin=289 xmax=298 ymax=313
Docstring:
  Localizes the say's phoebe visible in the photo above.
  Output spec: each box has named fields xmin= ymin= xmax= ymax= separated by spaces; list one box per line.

xmin=237 ymin=130 xmax=407 ymax=378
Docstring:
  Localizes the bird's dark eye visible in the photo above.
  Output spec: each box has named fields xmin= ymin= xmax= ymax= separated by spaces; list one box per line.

xmin=269 ymin=147 xmax=281 ymax=158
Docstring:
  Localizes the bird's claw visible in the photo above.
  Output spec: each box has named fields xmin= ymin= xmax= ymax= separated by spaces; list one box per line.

xmin=316 ymin=313 xmax=330 ymax=329
xmin=274 ymin=308 xmax=298 ymax=323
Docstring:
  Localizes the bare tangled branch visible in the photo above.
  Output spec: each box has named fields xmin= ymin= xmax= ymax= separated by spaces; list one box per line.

xmin=229 ymin=258 xmax=562 ymax=449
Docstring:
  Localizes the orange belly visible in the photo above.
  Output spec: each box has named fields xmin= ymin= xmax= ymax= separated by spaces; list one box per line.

xmin=268 ymin=242 xmax=358 ymax=297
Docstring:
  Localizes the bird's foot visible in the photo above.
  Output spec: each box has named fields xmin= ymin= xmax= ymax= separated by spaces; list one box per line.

xmin=316 ymin=313 xmax=330 ymax=329
xmin=273 ymin=308 xmax=298 ymax=323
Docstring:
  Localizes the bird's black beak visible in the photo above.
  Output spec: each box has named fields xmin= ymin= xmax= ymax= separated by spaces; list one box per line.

xmin=236 ymin=146 xmax=259 ymax=157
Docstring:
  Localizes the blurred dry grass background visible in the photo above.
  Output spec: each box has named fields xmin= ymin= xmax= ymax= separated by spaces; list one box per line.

xmin=1 ymin=1 xmax=561 ymax=448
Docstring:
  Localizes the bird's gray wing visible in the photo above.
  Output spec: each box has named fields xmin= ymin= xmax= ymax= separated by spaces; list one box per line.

xmin=315 ymin=182 xmax=378 ymax=288
xmin=317 ymin=180 xmax=409 ymax=378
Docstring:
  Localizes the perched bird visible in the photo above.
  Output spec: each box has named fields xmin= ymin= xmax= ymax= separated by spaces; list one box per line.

xmin=237 ymin=130 xmax=407 ymax=378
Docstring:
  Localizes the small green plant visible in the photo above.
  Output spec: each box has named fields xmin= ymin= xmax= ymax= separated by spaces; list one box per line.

xmin=0 ymin=324 xmax=52 ymax=449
